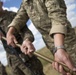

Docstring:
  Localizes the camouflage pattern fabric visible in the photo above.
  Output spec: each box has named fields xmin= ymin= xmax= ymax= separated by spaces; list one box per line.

xmin=64 ymin=23 xmax=76 ymax=67
xmin=8 ymin=0 xmax=76 ymax=67
xmin=0 ymin=10 xmax=44 ymax=75
xmin=7 ymin=54 xmax=44 ymax=75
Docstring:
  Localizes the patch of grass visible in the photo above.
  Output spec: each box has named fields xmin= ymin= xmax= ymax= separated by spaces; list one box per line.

xmin=37 ymin=47 xmax=54 ymax=66
xmin=6 ymin=65 xmax=12 ymax=75
xmin=37 ymin=47 xmax=60 ymax=75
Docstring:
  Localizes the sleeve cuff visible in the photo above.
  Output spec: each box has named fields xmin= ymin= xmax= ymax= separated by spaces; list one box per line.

xmin=50 ymin=25 xmax=67 ymax=37
xmin=8 ymin=23 xmax=20 ymax=32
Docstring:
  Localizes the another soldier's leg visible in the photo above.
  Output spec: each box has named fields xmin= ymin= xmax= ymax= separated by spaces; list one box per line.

xmin=7 ymin=54 xmax=33 ymax=75
xmin=24 ymin=55 xmax=45 ymax=75
xmin=17 ymin=53 xmax=45 ymax=75
xmin=7 ymin=53 xmax=45 ymax=75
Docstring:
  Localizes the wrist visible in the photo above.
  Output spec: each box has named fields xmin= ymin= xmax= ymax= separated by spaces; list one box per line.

xmin=8 ymin=27 xmax=15 ymax=34
xmin=52 ymin=45 xmax=66 ymax=55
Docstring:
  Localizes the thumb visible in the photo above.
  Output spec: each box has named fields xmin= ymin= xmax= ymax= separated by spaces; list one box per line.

xmin=13 ymin=37 xmax=18 ymax=44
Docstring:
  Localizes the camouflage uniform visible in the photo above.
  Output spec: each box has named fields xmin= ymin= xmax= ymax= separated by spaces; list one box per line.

xmin=0 ymin=10 xmax=44 ymax=75
xmin=0 ymin=62 xmax=7 ymax=75
xmin=8 ymin=0 xmax=76 ymax=67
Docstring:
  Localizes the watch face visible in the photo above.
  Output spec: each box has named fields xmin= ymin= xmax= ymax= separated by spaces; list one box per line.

xmin=51 ymin=47 xmax=57 ymax=55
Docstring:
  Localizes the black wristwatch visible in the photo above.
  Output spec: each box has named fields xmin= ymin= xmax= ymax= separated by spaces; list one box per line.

xmin=52 ymin=45 xmax=66 ymax=55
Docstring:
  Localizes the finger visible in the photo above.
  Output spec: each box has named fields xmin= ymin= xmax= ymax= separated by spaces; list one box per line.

xmin=27 ymin=48 xmax=35 ymax=56
xmin=10 ymin=38 xmax=16 ymax=47
xmin=26 ymin=49 xmax=34 ymax=57
xmin=13 ymin=37 xmax=18 ymax=44
xmin=67 ymin=73 xmax=71 ymax=75
xmin=21 ymin=46 xmax=25 ymax=53
xmin=54 ymin=62 xmax=59 ymax=71
xmin=10 ymin=42 xmax=16 ymax=47
xmin=52 ymin=62 xmax=55 ymax=69
xmin=59 ymin=65 xmax=66 ymax=75
xmin=24 ymin=47 xmax=28 ymax=55
xmin=28 ymin=45 xmax=35 ymax=52
xmin=21 ymin=46 xmax=27 ymax=54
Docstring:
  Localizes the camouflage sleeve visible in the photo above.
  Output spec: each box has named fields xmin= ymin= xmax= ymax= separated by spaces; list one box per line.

xmin=9 ymin=11 xmax=16 ymax=20
xmin=6 ymin=12 xmax=16 ymax=26
xmin=8 ymin=1 xmax=34 ymax=42
xmin=8 ymin=1 xmax=29 ymax=32
xmin=20 ymin=25 xmax=34 ymax=42
xmin=45 ymin=0 xmax=68 ymax=37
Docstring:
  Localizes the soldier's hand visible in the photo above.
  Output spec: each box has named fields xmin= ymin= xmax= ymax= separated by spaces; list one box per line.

xmin=21 ymin=38 xmax=35 ymax=57
xmin=0 ymin=31 xmax=4 ymax=39
xmin=6 ymin=27 xmax=18 ymax=47
xmin=52 ymin=49 xmax=76 ymax=75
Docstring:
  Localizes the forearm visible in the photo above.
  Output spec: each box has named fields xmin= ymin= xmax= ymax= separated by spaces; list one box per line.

xmin=19 ymin=25 xmax=34 ymax=43
xmin=23 ymin=30 xmax=34 ymax=42
xmin=7 ymin=27 xmax=16 ymax=35
xmin=54 ymin=33 xmax=64 ymax=47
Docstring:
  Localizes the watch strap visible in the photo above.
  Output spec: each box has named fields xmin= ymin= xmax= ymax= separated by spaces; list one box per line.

xmin=52 ymin=45 xmax=66 ymax=55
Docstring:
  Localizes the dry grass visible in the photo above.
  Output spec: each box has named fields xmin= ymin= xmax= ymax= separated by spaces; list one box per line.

xmin=37 ymin=47 xmax=60 ymax=75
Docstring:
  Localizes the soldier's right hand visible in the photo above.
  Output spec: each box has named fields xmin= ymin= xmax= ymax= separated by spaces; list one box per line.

xmin=0 ymin=31 xmax=4 ymax=39
xmin=6 ymin=27 xmax=18 ymax=47
xmin=52 ymin=49 xmax=76 ymax=75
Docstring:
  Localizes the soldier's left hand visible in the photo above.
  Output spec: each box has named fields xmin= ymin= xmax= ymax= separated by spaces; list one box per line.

xmin=21 ymin=38 xmax=35 ymax=57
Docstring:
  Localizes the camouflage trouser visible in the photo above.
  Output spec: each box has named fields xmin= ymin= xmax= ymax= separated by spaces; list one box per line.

xmin=0 ymin=63 xmax=8 ymax=75
xmin=7 ymin=53 xmax=45 ymax=75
